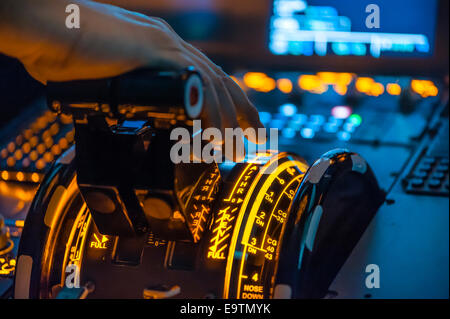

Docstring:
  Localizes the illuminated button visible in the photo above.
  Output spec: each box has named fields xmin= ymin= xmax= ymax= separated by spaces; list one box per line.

xmin=24 ymin=129 xmax=33 ymax=139
xmin=356 ymin=77 xmax=374 ymax=93
xmin=42 ymin=130 xmax=51 ymax=141
xmin=7 ymin=142 xmax=15 ymax=153
xmin=29 ymin=151 xmax=38 ymax=161
xmin=323 ymin=123 xmax=339 ymax=133
xmin=6 ymin=157 xmax=16 ymax=167
xmin=16 ymin=172 xmax=24 ymax=182
xmin=50 ymin=123 xmax=60 ymax=136
xmin=282 ymin=127 xmax=296 ymax=139
xmin=36 ymin=116 xmax=48 ymax=130
xmin=309 ymin=115 xmax=325 ymax=126
xmin=43 ymin=152 xmax=54 ymax=163
xmin=300 ymin=127 xmax=315 ymax=139
xmin=22 ymin=142 xmax=31 ymax=154
xmin=14 ymin=150 xmax=23 ymax=161
xmin=327 ymin=117 xmax=343 ymax=126
xmin=1 ymin=171 xmax=9 ymax=180
xmin=348 ymin=114 xmax=362 ymax=127
xmin=331 ymin=106 xmax=352 ymax=119
xmin=337 ymin=131 xmax=351 ymax=141
xmin=310 ymin=123 xmax=322 ymax=132
xmin=277 ymin=78 xmax=293 ymax=94
xmin=44 ymin=137 xmax=54 ymax=148
xmin=59 ymin=138 xmax=69 ymax=150
xmin=333 ymin=84 xmax=348 ymax=96
xmin=343 ymin=123 xmax=356 ymax=133
xmin=286 ymin=120 xmax=302 ymax=131
xmin=0 ymin=149 xmax=7 ymax=159
xmin=15 ymin=135 xmax=24 ymax=145
xmin=30 ymin=136 xmax=39 ymax=148
xmin=36 ymin=159 xmax=46 ymax=170
xmin=387 ymin=83 xmax=402 ymax=95
xmin=370 ymin=83 xmax=384 ymax=96
xmin=66 ymin=131 xmax=75 ymax=143
xmin=22 ymin=158 xmax=31 ymax=169
xmin=51 ymin=145 xmax=62 ymax=156
xmin=291 ymin=114 xmax=308 ymax=125
xmin=31 ymin=173 xmax=40 ymax=183
xmin=279 ymin=103 xmax=297 ymax=117
xmin=37 ymin=144 xmax=46 ymax=155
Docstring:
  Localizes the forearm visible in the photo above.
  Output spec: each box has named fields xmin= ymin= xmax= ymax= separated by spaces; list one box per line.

xmin=0 ymin=0 xmax=157 ymax=83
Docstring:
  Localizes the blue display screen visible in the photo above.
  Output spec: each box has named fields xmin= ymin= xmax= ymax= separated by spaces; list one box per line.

xmin=269 ymin=0 xmax=438 ymax=58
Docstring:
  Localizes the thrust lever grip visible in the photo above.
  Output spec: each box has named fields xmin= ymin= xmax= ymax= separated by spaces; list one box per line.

xmin=46 ymin=67 xmax=204 ymax=121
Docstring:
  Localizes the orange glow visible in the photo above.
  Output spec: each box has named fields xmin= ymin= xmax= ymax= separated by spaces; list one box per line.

xmin=22 ymin=142 xmax=31 ymax=154
xmin=333 ymin=84 xmax=348 ymax=96
xmin=31 ymin=173 xmax=40 ymax=183
xmin=1 ymin=171 xmax=9 ymax=180
xmin=6 ymin=157 xmax=16 ymax=167
xmin=277 ymin=78 xmax=293 ymax=94
xmin=14 ymin=150 xmax=23 ymax=160
xmin=15 ymin=220 xmax=25 ymax=228
xmin=36 ymin=159 xmax=46 ymax=170
xmin=411 ymin=79 xmax=438 ymax=98
xmin=387 ymin=83 xmax=402 ymax=96
xmin=7 ymin=142 xmax=15 ymax=153
xmin=317 ymin=72 xmax=337 ymax=84
xmin=337 ymin=73 xmax=354 ymax=86
xmin=16 ymin=172 xmax=24 ymax=182
xmin=298 ymin=75 xmax=326 ymax=93
xmin=243 ymin=72 xmax=276 ymax=92
xmin=316 ymin=72 xmax=353 ymax=85
xmin=355 ymin=77 xmax=374 ymax=93
xmin=30 ymin=151 xmax=38 ymax=161
xmin=369 ymin=82 xmax=385 ymax=97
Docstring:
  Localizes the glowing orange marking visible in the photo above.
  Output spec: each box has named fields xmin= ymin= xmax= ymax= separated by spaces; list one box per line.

xmin=223 ymin=156 xmax=308 ymax=298
xmin=260 ymin=175 xmax=302 ymax=249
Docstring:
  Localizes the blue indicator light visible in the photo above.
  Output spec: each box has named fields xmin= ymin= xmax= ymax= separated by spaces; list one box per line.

xmin=292 ymin=114 xmax=308 ymax=125
xmin=332 ymin=42 xmax=350 ymax=55
xmin=337 ymin=131 xmax=351 ymax=141
xmin=343 ymin=123 xmax=356 ymax=133
xmin=324 ymin=123 xmax=339 ymax=133
xmin=301 ymin=127 xmax=315 ymax=139
xmin=309 ymin=115 xmax=325 ymax=125
xmin=279 ymin=103 xmax=298 ymax=117
xmin=328 ymin=116 xmax=343 ymax=126
xmin=282 ymin=127 xmax=297 ymax=139
xmin=352 ymin=43 xmax=367 ymax=56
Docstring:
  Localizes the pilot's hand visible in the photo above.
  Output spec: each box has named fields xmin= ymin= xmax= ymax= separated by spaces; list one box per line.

xmin=0 ymin=0 xmax=264 ymax=141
